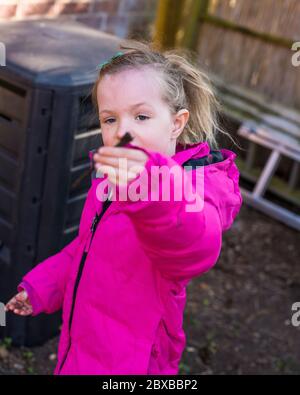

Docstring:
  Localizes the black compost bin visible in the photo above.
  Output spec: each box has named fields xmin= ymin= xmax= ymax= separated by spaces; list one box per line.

xmin=0 ymin=19 xmax=121 ymax=346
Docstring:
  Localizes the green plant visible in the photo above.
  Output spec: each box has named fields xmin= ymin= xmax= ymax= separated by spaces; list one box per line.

xmin=0 ymin=337 xmax=12 ymax=350
xmin=22 ymin=350 xmax=34 ymax=361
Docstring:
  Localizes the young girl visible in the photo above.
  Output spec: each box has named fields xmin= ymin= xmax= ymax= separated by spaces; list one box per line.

xmin=5 ymin=40 xmax=242 ymax=375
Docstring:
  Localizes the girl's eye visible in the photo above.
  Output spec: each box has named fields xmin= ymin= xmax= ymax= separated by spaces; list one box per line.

xmin=136 ymin=115 xmax=149 ymax=121
xmin=103 ymin=115 xmax=150 ymax=124
xmin=104 ymin=118 xmax=115 ymax=124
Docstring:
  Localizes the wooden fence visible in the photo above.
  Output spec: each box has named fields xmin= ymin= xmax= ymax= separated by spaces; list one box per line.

xmin=178 ymin=0 xmax=300 ymax=110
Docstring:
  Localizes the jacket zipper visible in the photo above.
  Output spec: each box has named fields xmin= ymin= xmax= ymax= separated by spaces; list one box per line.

xmin=58 ymin=198 xmax=112 ymax=373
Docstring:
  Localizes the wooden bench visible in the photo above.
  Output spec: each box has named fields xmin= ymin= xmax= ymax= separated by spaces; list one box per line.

xmin=211 ymin=74 xmax=300 ymax=231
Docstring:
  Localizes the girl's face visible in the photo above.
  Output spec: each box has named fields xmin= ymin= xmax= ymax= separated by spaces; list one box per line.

xmin=97 ymin=68 xmax=189 ymax=156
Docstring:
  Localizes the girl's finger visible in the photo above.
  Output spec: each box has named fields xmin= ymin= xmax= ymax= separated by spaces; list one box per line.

xmin=96 ymin=164 xmax=115 ymax=176
xmin=20 ymin=309 xmax=32 ymax=316
xmin=97 ymin=147 xmax=148 ymax=162
xmin=94 ymin=154 xmax=138 ymax=171
xmin=14 ymin=300 xmax=25 ymax=309
xmin=118 ymin=171 xmax=140 ymax=185
xmin=6 ymin=297 xmax=17 ymax=309
xmin=97 ymin=165 xmax=138 ymax=179
xmin=20 ymin=306 xmax=30 ymax=315
xmin=7 ymin=304 xmax=14 ymax=311
xmin=95 ymin=158 xmax=145 ymax=177
xmin=97 ymin=165 xmax=138 ymax=185
xmin=16 ymin=291 xmax=27 ymax=301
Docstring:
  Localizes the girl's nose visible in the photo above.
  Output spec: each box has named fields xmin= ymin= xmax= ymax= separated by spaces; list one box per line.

xmin=116 ymin=129 xmax=134 ymax=144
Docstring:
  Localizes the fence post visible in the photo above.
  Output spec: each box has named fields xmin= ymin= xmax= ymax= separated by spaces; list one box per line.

xmin=152 ymin=0 xmax=186 ymax=50
xmin=177 ymin=0 xmax=210 ymax=50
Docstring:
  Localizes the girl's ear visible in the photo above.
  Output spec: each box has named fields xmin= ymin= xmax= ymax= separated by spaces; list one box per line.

xmin=171 ymin=109 xmax=190 ymax=140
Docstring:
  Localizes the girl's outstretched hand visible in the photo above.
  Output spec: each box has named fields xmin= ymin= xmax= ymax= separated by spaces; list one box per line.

xmin=93 ymin=146 xmax=149 ymax=186
xmin=5 ymin=290 xmax=33 ymax=316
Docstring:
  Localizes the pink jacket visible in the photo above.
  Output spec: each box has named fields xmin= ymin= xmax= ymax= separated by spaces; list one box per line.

xmin=18 ymin=141 xmax=242 ymax=375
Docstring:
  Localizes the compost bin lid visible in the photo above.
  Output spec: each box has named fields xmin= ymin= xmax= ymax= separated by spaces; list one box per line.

xmin=0 ymin=19 xmax=121 ymax=88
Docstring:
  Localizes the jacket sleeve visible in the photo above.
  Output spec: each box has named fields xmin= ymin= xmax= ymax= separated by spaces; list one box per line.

xmin=114 ymin=148 xmax=223 ymax=282
xmin=16 ymin=184 xmax=95 ymax=315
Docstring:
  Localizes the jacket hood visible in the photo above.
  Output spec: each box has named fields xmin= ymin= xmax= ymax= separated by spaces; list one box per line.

xmin=173 ymin=141 xmax=243 ymax=232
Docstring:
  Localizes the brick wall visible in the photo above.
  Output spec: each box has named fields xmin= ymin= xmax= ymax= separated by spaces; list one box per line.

xmin=0 ymin=0 xmax=158 ymax=40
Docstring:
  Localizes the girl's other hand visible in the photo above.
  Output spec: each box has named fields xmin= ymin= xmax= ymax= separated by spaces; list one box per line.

xmin=5 ymin=290 xmax=33 ymax=316
xmin=93 ymin=146 xmax=148 ymax=186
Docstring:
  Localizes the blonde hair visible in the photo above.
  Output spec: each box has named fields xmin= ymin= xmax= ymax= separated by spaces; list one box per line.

xmin=91 ymin=39 xmax=234 ymax=150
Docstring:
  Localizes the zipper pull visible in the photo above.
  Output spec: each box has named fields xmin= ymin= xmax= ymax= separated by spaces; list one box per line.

xmin=90 ymin=213 xmax=100 ymax=234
